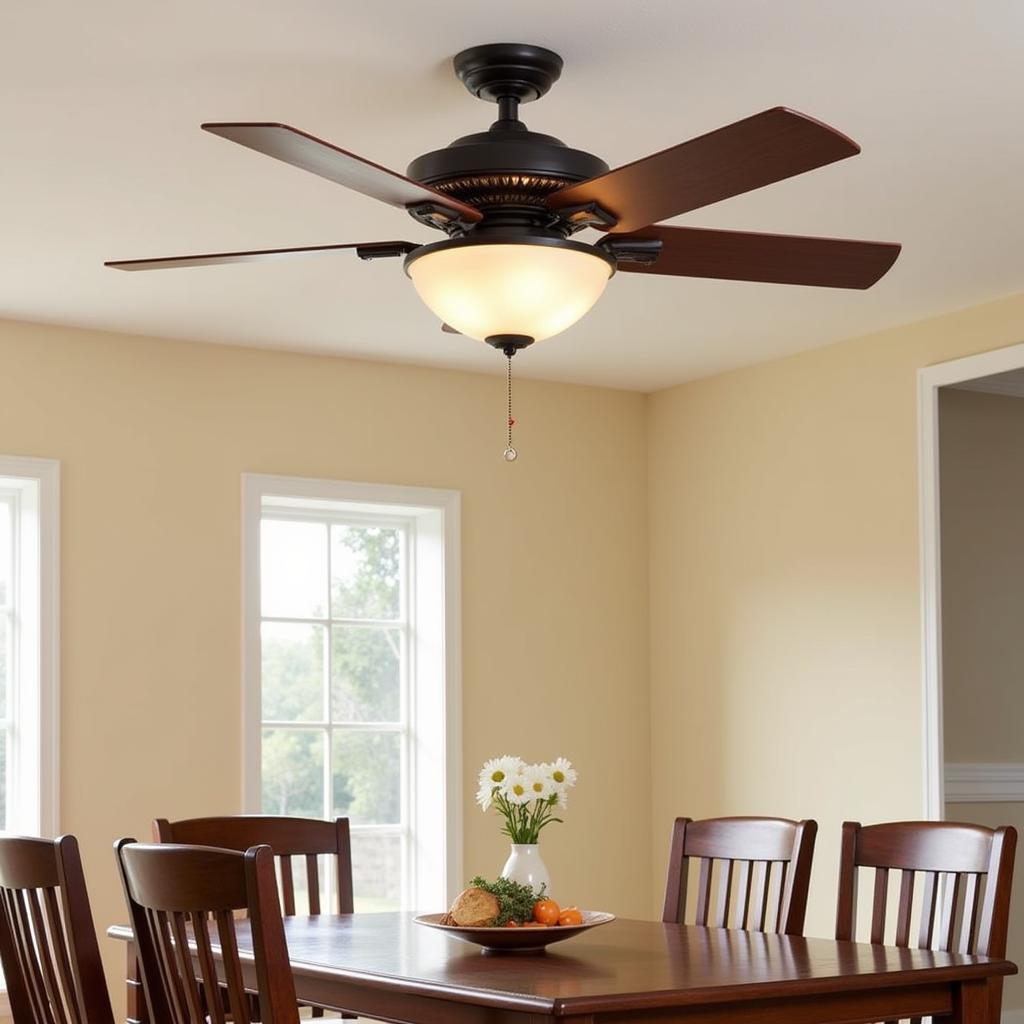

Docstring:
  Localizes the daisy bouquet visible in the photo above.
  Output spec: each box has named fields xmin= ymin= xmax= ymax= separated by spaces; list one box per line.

xmin=476 ymin=755 xmax=578 ymax=844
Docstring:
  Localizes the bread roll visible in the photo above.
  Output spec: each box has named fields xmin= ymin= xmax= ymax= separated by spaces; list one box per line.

xmin=449 ymin=886 xmax=500 ymax=927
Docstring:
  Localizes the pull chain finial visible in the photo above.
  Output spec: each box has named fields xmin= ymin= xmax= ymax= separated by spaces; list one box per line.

xmin=503 ymin=354 xmax=517 ymax=462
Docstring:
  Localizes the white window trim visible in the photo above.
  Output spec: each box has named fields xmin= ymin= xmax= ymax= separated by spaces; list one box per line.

xmin=241 ymin=473 xmax=462 ymax=909
xmin=918 ymin=340 xmax=1024 ymax=819
xmin=0 ymin=455 xmax=59 ymax=841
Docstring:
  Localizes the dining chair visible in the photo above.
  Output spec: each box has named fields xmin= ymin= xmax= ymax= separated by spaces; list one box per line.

xmin=116 ymin=838 xmax=300 ymax=1024
xmin=836 ymin=820 xmax=1017 ymax=1023
xmin=662 ymin=816 xmax=818 ymax=934
xmin=0 ymin=834 xmax=114 ymax=1024
xmin=152 ymin=814 xmax=354 ymax=916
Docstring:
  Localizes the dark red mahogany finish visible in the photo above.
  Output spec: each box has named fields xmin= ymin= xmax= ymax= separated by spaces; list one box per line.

xmin=836 ymin=820 xmax=1017 ymax=1024
xmin=662 ymin=816 xmax=817 ymax=932
xmin=152 ymin=815 xmax=354 ymax=916
xmin=116 ymin=840 xmax=299 ymax=1024
xmin=0 ymin=834 xmax=114 ymax=1024
xmin=109 ymin=911 xmax=1015 ymax=1024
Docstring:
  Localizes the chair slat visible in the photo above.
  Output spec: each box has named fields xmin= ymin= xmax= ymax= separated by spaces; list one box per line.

xmin=279 ymin=857 xmax=296 ymax=917
xmin=695 ymin=858 xmax=714 ymax=926
xmin=937 ymin=872 xmax=961 ymax=952
xmin=870 ymin=867 xmax=889 ymax=944
xmin=959 ymin=873 xmax=980 ymax=954
xmin=15 ymin=888 xmax=57 ymax=1024
xmin=773 ymin=861 xmax=790 ymax=933
xmin=154 ymin=910 xmax=189 ymax=1024
xmin=27 ymin=887 xmax=69 ymax=1024
xmin=7 ymin=887 xmax=51 ymax=1024
xmin=734 ymin=860 xmax=752 ymax=929
xmin=42 ymin=887 xmax=81 ymax=1024
xmin=919 ymin=871 xmax=938 ymax=948
xmin=306 ymin=856 xmax=321 ymax=916
xmin=713 ymin=859 xmax=734 ymax=928
xmin=191 ymin=911 xmax=226 ymax=1024
xmin=170 ymin=911 xmax=206 ymax=1023
xmin=750 ymin=860 xmax=769 ymax=931
xmin=215 ymin=910 xmax=251 ymax=1024
xmin=894 ymin=869 xmax=915 ymax=947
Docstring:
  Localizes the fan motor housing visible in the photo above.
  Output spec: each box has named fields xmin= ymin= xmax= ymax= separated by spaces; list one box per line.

xmin=407 ymin=43 xmax=607 ymax=216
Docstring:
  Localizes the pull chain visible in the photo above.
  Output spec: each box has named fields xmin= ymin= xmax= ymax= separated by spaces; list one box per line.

xmin=503 ymin=354 xmax=518 ymax=462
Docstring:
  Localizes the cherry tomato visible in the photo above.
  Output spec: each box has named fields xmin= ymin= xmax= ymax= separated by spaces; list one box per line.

xmin=558 ymin=908 xmax=584 ymax=926
xmin=533 ymin=899 xmax=561 ymax=925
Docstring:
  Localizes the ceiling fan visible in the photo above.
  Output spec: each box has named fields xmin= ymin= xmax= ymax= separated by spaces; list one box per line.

xmin=106 ymin=43 xmax=900 ymax=456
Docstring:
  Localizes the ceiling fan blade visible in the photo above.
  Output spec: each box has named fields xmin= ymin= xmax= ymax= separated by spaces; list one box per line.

xmin=548 ymin=108 xmax=860 ymax=233
xmin=105 ymin=240 xmax=417 ymax=271
xmin=609 ymin=226 xmax=900 ymax=289
xmin=202 ymin=122 xmax=482 ymax=226
xmin=440 ymin=322 xmax=462 ymax=334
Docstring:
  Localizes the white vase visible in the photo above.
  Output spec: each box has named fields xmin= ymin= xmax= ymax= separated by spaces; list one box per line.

xmin=500 ymin=843 xmax=552 ymax=897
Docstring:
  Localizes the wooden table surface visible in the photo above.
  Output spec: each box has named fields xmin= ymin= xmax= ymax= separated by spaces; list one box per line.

xmin=108 ymin=912 xmax=1016 ymax=1024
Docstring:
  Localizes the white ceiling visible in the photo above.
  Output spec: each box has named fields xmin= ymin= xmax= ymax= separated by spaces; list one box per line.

xmin=3 ymin=1 xmax=1023 ymax=392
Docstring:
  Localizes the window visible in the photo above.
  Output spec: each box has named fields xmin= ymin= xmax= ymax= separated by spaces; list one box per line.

xmin=243 ymin=475 xmax=460 ymax=913
xmin=0 ymin=456 xmax=59 ymax=838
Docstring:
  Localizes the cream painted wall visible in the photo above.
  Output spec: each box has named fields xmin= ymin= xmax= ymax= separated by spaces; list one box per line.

xmin=0 ymin=318 xmax=651 ymax=1015
xmin=940 ymin=387 xmax=1024 ymax=763
xmin=648 ymin=292 xmax=1024 ymax=939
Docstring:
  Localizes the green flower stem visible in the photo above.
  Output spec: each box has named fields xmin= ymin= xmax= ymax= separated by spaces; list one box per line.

xmin=489 ymin=788 xmax=563 ymax=844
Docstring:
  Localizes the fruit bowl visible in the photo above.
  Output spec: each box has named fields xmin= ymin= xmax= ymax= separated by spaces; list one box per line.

xmin=413 ymin=910 xmax=615 ymax=953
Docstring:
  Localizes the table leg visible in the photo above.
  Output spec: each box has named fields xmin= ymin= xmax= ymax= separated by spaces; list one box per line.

xmin=126 ymin=940 xmax=148 ymax=1024
xmin=950 ymin=979 xmax=990 ymax=1024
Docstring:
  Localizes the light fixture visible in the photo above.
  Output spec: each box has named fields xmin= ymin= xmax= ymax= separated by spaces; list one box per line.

xmin=404 ymin=235 xmax=615 ymax=346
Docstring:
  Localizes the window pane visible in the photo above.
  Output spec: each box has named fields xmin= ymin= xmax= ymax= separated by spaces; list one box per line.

xmin=262 ymin=622 xmax=324 ymax=722
xmin=331 ymin=626 xmax=401 ymax=723
xmin=261 ymin=729 xmax=324 ymax=818
xmin=261 ymin=519 xmax=327 ymax=619
xmin=330 ymin=525 xmax=400 ymax=620
xmin=0 ymin=500 xmax=10 ymax=606
xmin=332 ymin=731 xmax=401 ymax=825
xmin=0 ymin=730 xmax=6 ymax=831
xmin=0 ymin=614 xmax=7 ymax=719
xmin=352 ymin=832 xmax=402 ymax=912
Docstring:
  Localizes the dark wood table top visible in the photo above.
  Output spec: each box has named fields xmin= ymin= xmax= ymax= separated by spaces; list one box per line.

xmin=110 ymin=912 xmax=1016 ymax=1017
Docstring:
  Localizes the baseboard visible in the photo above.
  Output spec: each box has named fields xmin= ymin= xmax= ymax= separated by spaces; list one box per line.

xmin=945 ymin=763 xmax=1024 ymax=803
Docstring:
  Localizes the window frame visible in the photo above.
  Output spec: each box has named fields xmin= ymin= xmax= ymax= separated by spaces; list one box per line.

xmin=0 ymin=455 xmax=60 ymax=840
xmin=242 ymin=474 xmax=462 ymax=911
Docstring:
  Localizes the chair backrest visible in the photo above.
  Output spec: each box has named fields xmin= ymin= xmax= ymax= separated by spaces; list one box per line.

xmin=836 ymin=821 xmax=1016 ymax=1022
xmin=663 ymin=816 xmax=818 ymax=934
xmin=116 ymin=840 xmax=299 ymax=1024
xmin=0 ymin=834 xmax=114 ymax=1024
xmin=152 ymin=815 xmax=353 ymax=916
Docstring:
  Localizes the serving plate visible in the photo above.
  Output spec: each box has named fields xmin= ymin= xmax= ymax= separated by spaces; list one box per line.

xmin=413 ymin=910 xmax=615 ymax=953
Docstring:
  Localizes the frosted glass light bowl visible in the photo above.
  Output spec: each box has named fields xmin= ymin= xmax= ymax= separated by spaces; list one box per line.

xmin=414 ymin=910 xmax=615 ymax=953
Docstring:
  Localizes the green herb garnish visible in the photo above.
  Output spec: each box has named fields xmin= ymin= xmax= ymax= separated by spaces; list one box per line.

xmin=470 ymin=875 xmax=547 ymax=926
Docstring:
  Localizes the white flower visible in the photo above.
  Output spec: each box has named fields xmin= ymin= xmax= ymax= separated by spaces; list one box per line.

xmin=478 ymin=755 xmax=524 ymax=790
xmin=503 ymin=771 xmax=532 ymax=805
xmin=521 ymin=764 xmax=554 ymax=802
xmin=546 ymin=757 xmax=577 ymax=790
xmin=546 ymin=757 xmax=577 ymax=808
xmin=476 ymin=783 xmax=495 ymax=811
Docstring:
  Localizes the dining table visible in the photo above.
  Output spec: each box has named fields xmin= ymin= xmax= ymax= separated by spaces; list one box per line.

xmin=107 ymin=912 xmax=1016 ymax=1024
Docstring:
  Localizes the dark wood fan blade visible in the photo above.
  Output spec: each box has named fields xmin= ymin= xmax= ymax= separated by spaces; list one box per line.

xmin=547 ymin=108 xmax=860 ymax=233
xmin=105 ymin=241 xmax=417 ymax=271
xmin=609 ymin=226 xmax=900 ymax=289
xmin=202 ymin=122 xmax=482 ymax=225
xmin=440 ymin=322 xmax=462 ymax=334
